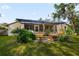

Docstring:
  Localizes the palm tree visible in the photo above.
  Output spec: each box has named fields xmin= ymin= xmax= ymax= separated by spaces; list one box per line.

xmin=52 ymin=3 xmax=78 ymax=32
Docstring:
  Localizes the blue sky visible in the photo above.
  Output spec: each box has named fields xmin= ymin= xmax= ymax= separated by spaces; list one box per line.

xmin=0 ymin=3 xmax=79 ymax=23
xmin=0 ymin=3 xmax=55 ymax=23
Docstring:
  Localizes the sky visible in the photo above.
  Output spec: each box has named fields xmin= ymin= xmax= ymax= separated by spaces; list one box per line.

xmin=0 ymin=3 xmax=55 ymax=23
xmin=0 ymin=3 xmax=79 ymax=24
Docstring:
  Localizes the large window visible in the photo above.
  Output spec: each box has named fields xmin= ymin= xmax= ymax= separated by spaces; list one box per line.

xmin=24 ymin=24 xmax=34 ymax=30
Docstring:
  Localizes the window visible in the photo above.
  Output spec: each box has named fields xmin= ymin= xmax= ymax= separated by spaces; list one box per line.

xmin=36 ymin=26 xmax=39 ymax=31
xmin=34 ymin=25 xmax=39 ymax=32
xmin=64 ymin=26 xmax=67 ymax=31
xmin=24 ymin=24 xmax=34 ymax=30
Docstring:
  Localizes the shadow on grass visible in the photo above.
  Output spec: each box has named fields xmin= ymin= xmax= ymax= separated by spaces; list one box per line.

xmin=22 ymin=43 xmax=57 ymax=56
xmin=52 ymin=42 xmax=79 ymax=56
xmin=60 ymin=42 xmax=79 ymax=55
xmin=0 ymin=41 xmax=20 ymax=56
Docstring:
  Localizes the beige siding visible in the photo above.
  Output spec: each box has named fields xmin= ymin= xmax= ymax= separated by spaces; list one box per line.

xmin=62 ymin=24 xmax=67 ymax=32
xmin=21 ymin=24 xmax=24 ymax=29
xmin=56 ymin=24 xmax=67 ymax=34
xmin=56 ymin=24 xmax=61 ymax=33
xmin=8 ymin=22 xmax=22 ymax=36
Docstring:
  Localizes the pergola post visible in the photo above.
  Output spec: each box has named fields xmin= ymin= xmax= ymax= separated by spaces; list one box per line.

xmin=43 ymin=24 xmax=45 ymax=32
xmin=34 ymin=25 xmax=36 ymax=32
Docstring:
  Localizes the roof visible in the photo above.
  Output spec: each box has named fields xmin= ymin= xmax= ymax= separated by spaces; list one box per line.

xmin=8 ymin=22 xmax=17 ymax=25
xmin=16 ymin=18 xmax=67 ymax=24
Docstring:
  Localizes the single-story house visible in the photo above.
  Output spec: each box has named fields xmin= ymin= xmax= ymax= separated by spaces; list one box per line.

xmin=8 ymin=18 xmax=68 ymax=37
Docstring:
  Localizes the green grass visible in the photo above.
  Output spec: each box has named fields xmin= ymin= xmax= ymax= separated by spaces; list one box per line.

xmin=0 ymin=36 xmax=79 ymax=56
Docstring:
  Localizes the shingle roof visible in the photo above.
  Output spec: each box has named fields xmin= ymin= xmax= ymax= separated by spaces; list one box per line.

xmin=16 ymin=18 xmax=66 ymax=24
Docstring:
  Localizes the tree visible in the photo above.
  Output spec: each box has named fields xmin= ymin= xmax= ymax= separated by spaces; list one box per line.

xmin=0 ymin=23 xmax=8 ymax=29
xmin=74 ymin=16 xmax=79 ymax=34
xmin=38 ymin=17 xmax=43 ymax=21
xmin=52 ymin=3 xmax=78 ymax=33
xmin=1 ymin=23 xmax=8 ymax=26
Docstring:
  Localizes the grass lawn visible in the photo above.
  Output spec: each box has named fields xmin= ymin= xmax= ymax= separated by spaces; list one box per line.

xmin=0 ymin=36 xmax=79 ymax=56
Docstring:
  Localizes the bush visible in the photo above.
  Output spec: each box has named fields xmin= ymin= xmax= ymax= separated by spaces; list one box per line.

xmin=58 ymin=35 xmax=65 ymax=42
xmin=58 ymin=26 xmax=76 ymax=42
xmin=44 ymin=29 xmax=51 ymax=36
xmin=58 ymin=35 xmax=71 ymax=42
xmin=12 ymin=29 xmax=36 ymax=43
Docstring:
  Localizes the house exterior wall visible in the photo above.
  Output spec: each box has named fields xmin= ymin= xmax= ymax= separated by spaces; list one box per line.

xmin=8 ymin=22 xmax=23 ymax=36
xmin=56 ymin=24 xmax=67 ymax=35
xmin=57 ymin=24 xmax=63 ymax=33
xmin=20 ymin=23 xmax=24 ymax=29
xmin=8 ymin=21 xmax=67 ymax=36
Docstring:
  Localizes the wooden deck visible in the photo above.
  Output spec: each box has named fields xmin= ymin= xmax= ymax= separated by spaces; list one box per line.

xmin=34 ymin=32 xmax=64 ymax=41
xmin=35 ymin=32 xmax=61 ymax=37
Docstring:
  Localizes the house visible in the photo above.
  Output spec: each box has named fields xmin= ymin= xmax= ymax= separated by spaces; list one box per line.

xmin=8 ymin=18 xmax=68 ymax=37
xmin=0 ymin=25 xmax=8 ymax=35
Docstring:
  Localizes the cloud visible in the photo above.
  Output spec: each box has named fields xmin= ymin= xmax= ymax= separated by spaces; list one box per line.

xmin=1 ymin=5 xmax=10 ymax=10
xmin=1 ymin=14 xmax=5 ymax=17
xmin=31 ymin=12 xmax=37 ymax=15
xmin=48 ymin=3 xmax=54 ymax=7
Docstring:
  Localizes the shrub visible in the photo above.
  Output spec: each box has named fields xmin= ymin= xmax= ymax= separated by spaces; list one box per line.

xmin=65 ymin=26 xmax=75 ymax=35
xmin=58 ymin=35 xmax=71 ymax=42
xmin=12 ymin=29 xmax=36 ymax=43
xmin=58 ymin=35 xmax=65 ymax=42
xmin=58 ymin=26 xmax=76 ymax=42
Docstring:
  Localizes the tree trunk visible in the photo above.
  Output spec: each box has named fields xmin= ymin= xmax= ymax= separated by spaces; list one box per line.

xmin=70 ymin=20 xmax=75 ymax=33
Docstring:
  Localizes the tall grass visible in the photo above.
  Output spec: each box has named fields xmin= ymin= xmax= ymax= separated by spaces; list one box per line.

xmin=0 ymin=36 xmax=79 ymax=56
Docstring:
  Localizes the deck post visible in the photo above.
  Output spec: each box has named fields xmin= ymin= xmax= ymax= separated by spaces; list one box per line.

xmin=34 ymin=25 xmax=35 ymax=32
